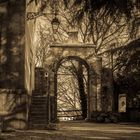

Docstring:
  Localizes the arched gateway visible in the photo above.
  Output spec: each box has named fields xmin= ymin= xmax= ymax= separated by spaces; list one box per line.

xmin=45 ymin=43 xmax=103 ymax=122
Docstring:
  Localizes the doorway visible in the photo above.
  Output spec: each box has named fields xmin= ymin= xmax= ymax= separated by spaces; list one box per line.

xmin=55 ymin=56 xmax=89 ymax=122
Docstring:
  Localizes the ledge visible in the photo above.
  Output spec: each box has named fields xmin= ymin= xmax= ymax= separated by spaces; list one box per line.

xmin=50 ymin=43 xmax=95 ymax=48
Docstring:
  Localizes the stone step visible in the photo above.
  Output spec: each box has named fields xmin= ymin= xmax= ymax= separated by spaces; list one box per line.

xmin=32 ymin=100 xmax=46 ymax=103
xmin=30 ymin=108 xmax=46 ymax=111
xmin=29 ymin=109 xmax=47 ymax=115
xmin=32 ymin=98 xmax=46 ymax=100
xmin=29 ymin=124 xmax=47 ymax=129
xmin=30 ymin=113 xmax=47 ymax=116
xmin=33 ymin=95 xmax=45 ymax=97
xmin=32 ymin=99 xmax=46 ymax=102
xmin=30 ymin=110 xmax=46 ymax=112
xmin=33 ymin=93 xmax=46 ymax=95
xmin=30 ymin=112 xmax=46 ymax=115
xmin=30 ymin=121 xmax=47 ymax=125
xmin=29 ymin=93 xmax=48 ymax=129
xmin=31 ymin=101 xmax=46 ymax=104
xmin=32 ymin=97 xmax=47 ymax=101
xmin=30 ymin=121 xmax=47 ymax=124
xmin=32 ymin=115 xmax=46 ymax=118
xmin=30 ymin=117 xmax=47 ymax=121
xmin=30 ymin=104 xmax=46 ymax=106
xmin=30 ymin=118 xmax=47 ymax=121
xmin=33 ymin=92 xmax=45 ymax=94
xmin=30 ymin=110 xmax=47 ymax=114
xmin=31 ymin=103 xmax=46 ymax=106
xmin=30 ymin=106 xmax=46 ymax=109
xmin=31 ymin=100 xmax=47 ymax=103
xmin=30 ymin=118 xmax=47 ymax=122
xmin=30 ymin=104 xmax=46 ymax=107
xmin=30 ymin=112 xmax=47 ymax=115
xmin=30 ymin=119 xmax=47 ymax=123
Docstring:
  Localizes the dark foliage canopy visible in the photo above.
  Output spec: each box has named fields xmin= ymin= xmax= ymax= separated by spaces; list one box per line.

xmin=0 ymin=0 xmax=9 ymax=4
xmin=28 ymin=0 xmax=140 ymax=18
xmin=114 ymin=38 xmax=140 ymax=96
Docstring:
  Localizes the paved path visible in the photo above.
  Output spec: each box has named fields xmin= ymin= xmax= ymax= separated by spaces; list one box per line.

xmin=58 ymin=121 xmax=140 ymax=139
xmin=1 ymin=121 xmax=140 ymax=140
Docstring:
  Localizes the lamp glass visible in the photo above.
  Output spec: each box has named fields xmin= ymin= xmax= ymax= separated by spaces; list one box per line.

xmin=51 ymin=17 xmax=60 ymax=33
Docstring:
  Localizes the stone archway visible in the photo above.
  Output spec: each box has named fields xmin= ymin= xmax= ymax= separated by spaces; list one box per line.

xmin=45 ymin=43 xmax=102 ymax=122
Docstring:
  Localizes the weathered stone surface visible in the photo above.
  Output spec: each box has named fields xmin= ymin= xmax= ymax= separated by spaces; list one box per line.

xmin=0 ymin=0 xmax=31 ymax=130
xmin=0 ymin=89 xmax=27 ymax=130
xmin=45 ymin=43 xmax=103 ymax=121
xmin=0 ymin=0 xmax=25 ymax=89
xmin=102 ymin=68 xmax=114 ymax=112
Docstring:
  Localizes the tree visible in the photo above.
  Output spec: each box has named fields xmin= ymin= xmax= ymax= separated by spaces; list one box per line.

xmin=27 ymin=0 xmax=140 ymax=41
xmin=28 ymin=0 xmax=140 ymax=15
xmin=35 ymin=23 xmax=54 ymax=67
xmin=111 ymin=38 xmax=140 ymax=111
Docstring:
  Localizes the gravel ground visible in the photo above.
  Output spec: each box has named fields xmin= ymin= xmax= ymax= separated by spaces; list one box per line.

xmin=0 ymin=121 xmax=140 ymax=140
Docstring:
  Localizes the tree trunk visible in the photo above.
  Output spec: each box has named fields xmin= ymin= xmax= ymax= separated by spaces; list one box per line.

xmin=77 ymin=63 xmax=87 ymax=119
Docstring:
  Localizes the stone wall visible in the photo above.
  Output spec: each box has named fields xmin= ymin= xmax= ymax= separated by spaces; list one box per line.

xmin=25 ymin=0 xmax=37 ymax=94
xmin=0 ymin=0 xmax=28 ymax=130
xmin=0 ymin=89 xmax=27 ymax=130
xmin=0 ymin=0 xmax=25 ymax=89
xmin=35 ymin=67 xmax=46 ymax=91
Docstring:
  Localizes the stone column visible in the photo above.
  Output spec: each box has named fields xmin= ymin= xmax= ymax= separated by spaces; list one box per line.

xmin=88 ymin=68 xmax=97 ymax=119
xmin=89 ymin=57 xmax=102 ymax=116
xmin=94 ymin=57 xmax=102 ymax=112
xmin=48 ymin=72 xmax=57 ymax=123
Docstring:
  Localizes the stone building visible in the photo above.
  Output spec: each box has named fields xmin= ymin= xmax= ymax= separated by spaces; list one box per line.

xmin=0 ymin=0 xmax=35 ymax=129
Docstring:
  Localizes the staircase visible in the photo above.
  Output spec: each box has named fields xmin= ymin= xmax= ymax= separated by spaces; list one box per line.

xmin=29 ymin=91 xmax=48 ymax=129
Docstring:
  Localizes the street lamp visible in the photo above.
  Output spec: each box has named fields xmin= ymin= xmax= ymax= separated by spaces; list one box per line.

xmin=51 ymin=15 xmax=60 ymax=33
xmin=51 ymin=0 xmax=60 ymax=33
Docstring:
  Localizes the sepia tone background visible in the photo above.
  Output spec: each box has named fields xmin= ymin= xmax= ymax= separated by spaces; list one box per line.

xmin=0 ymin=0 xmax=140 ymax=135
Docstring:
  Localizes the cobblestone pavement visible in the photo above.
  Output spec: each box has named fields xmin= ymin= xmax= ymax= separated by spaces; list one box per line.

xmin=1 ymin=121 xmax=140 ymax=140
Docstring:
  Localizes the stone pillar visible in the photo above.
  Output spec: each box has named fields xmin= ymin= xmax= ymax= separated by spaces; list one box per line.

xmin=48 ymin=72 xmax=57 ymax=123
xmin=89 ymin=57 xmax=102 ymax=114
xmin=88 ymin=68 xmax=97 ymax=119
xmin=102 ymin=68 xmax=113 ymax=112
xmin=94 ymin=57 xmax=102 ymax=112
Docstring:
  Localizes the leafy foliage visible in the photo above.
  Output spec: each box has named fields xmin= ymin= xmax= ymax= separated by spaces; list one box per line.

xmin=114 ymin=39 xmax=140 ymax=96
xmin=114 ymin=39 xmax=140 ymax=73
xmin=27 ymin=0 xmax=140 ymax=18
xmin=64 ymin=0 xmax=140 ymax=23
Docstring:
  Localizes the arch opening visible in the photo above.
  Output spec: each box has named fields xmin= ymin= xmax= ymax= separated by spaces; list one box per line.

xmin=55 ymin=56 xmax=90 ymax=122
